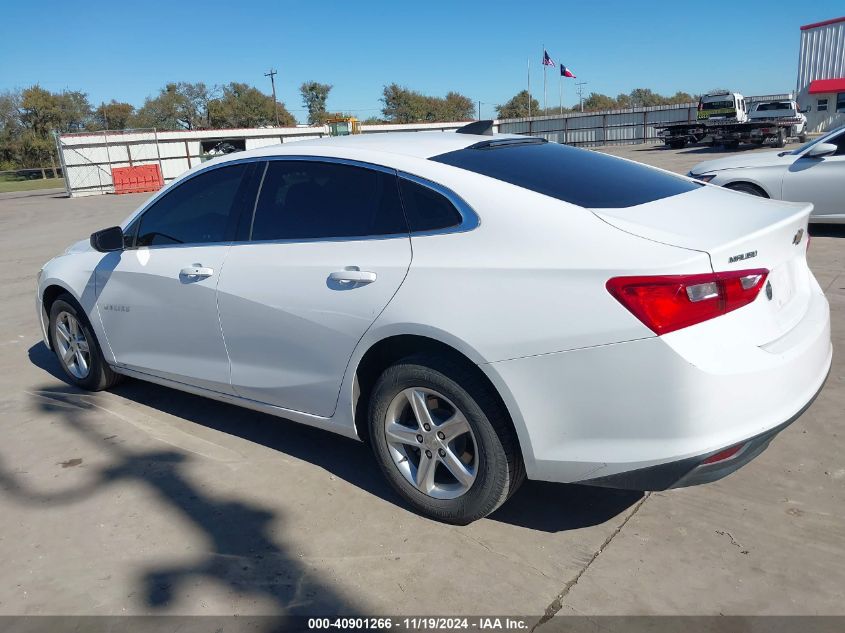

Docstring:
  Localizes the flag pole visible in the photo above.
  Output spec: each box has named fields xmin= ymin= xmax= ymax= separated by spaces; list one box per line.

xmin=527 ymin=57 xmax=531 ymax=118
xmin=559 ymin=70 xmax=563 ymax=115
xmin=542 ymin=44 xmax=547 ymax=113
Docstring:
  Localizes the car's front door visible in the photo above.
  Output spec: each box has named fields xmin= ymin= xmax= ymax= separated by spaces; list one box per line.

xmin=96 ymin=162 xmax=257 ymax=393
xmin=216 ymin=159 xmax=412 ymax=417
xmin=782 ymin=130 xmax=845 ymax=219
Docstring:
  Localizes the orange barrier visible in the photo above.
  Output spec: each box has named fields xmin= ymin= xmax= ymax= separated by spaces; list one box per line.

xmin=112 ymin=164 xmax=163 ymax=194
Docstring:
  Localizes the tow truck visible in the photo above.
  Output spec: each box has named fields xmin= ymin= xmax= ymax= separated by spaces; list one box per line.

xmin=655 ymin=92 xmax=804 ymax=150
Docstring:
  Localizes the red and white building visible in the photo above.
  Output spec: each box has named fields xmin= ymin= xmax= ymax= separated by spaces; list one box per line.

xmin=796 ymin=16 xmax=845 ymax=132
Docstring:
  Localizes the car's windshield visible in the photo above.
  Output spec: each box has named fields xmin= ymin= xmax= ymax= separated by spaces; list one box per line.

xmin=701 ymin=100 xmax=734 ymax=110
xmin=789 ymin=124 xmax=845 ymax=155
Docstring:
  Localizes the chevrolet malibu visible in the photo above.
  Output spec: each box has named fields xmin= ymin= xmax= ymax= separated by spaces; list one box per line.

xmin=37 ymin=125 xmax=832 ymax=524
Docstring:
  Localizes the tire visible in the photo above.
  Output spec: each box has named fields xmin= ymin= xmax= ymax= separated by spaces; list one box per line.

xmin=774 ymin=131 xmax=786 ymax=149
xmin=799 ymin=134 xmax=807 ymax=144
xmin=726 ymin=182 xmax=767 ymax=198
xmin=669 ymin=139 xmax=686 ymax=150
xmin=368 ymin=353 xmax=524 ymax=524
xmin=49 ymin=294 xmax=123 ymax=391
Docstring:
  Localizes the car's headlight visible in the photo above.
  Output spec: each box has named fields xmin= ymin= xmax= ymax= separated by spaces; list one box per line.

xmin=689 ymin=172 xmax=716 ymax=183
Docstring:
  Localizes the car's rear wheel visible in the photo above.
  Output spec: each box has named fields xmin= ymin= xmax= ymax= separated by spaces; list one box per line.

xmin=726 ymin=182 xmax=767 ymax=197
xmin=49 ymin=294 xmax=122 ymax=391
xmin=368 ymin=354 xmax=523 ymax=524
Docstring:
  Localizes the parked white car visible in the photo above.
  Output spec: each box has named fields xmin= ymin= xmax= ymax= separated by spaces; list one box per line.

xmin=690 ymin=124 xmax=845 ymax=223
xmin=37 ymin=127 xmax=832 ymax=523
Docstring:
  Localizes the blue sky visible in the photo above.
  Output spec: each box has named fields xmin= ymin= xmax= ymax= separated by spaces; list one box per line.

xmin=2 ymin=0 xmax=843 ymax=122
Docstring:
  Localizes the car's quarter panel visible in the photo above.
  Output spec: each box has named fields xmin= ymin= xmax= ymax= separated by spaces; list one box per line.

xmin=217 ymin=237 xmax=412 ymax=417
xmin=372 ymin=166 xmax=712 ymax=364
xmin=95 ymin=244 xmax=234 ymax=393
xmin=485 ymin=280 xmax=831 ymax=483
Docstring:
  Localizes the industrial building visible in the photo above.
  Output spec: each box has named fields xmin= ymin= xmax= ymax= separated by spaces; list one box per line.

xmin=796 ymin=16 xmax=845 ymax=132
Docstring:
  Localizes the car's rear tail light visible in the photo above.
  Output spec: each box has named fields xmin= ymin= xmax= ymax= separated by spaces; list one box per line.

xmin=606 ymin=269 xmax=768 ymax=335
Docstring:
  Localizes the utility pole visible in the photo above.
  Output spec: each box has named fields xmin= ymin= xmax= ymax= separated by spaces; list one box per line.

xmin=527 ymin=57 xmax=531 ymax=118
xmin=265 ymin=68 xmax=280 ymax=127
xmin=478 ymin=100 xmax=482 ymax=120
xmin=576 ymin=81 xmax=588 ymax=112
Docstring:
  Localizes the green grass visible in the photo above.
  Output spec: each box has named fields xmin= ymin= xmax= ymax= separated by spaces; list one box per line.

xmin=0 ymin=177 xmax=66 ymax=193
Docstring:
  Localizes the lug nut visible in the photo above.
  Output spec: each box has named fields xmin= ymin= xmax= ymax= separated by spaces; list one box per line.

xmin=425 ymin=449 xmax=432 ymax=458
xmin=437 ymin=431 xmax=445 ymax=440
xmin=423 ymin=423 xmax=431 ymax=431
xmin=438 ymin=448 xmax=446 ymax=457
xmin=416 ymin=434 xmax=424 ymax=443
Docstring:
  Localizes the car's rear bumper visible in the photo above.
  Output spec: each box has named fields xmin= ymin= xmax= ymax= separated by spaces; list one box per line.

xmin=578 ymin=370 xmax=828 ymax=490
xmin=482 ymin=278 xmax=832 ymax=485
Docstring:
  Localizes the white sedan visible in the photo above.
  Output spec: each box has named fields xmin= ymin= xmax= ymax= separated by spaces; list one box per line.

xmin=689 ymin=124 xmax=845 ymax=223
xmin=36 ymin=125 xmax=832 ymax=523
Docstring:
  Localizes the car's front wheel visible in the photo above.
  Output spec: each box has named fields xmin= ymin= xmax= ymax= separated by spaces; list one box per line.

xmin=49 ymin=294 xmax=122 ymax=391
xmin=368 ymin=354 xmax=524 ymax=524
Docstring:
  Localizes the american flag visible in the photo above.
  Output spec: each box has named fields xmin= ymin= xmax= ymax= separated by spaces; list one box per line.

xmin=542 ymin=50 xmax=555 ymax=66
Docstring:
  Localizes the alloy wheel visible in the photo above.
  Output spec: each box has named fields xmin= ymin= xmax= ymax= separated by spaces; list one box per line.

xmin=54 ymin=311 xmax=91 ymax=379
xmin=383 ymin=387 xmax=478 ymax=499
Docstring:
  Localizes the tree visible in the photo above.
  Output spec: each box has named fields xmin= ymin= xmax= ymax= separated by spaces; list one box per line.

xmin=582 ymin=92 xmax=617 ymax=112
xmin=208 ymin=82 xmax=295 ymax=128
xmin=496 ymin=90 xmax=540 ymax=119
xmin=381 ymin=84 xmax=474 ymax=123
xmin=667 ymin=91 xmax=695 ymax=105
xmin=439 ymin=91 xmax=474 ymax=121
xmin=300 ymin=81 xmax=332 ymax=125
xmin=615 ymin=93 xmax=632 ymax=109
xmin=629 ymin=88 xmax=664 ymax=108
xmin=91 ymin=100 xmax=135 ymax=130
xmin=133 ymin=82 xmax=212 ymax=130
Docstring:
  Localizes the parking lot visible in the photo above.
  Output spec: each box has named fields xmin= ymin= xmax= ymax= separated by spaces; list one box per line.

xmin=0 ymin=143 xmax=842 ymax=620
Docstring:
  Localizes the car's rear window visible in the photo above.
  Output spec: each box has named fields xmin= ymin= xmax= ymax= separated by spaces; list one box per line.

xmin=430 ymin=139 xmax=698 ymax=209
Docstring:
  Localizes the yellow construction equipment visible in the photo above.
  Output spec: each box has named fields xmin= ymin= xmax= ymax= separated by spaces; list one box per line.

xmin=326 ymin=116 xmax=360 ymax=136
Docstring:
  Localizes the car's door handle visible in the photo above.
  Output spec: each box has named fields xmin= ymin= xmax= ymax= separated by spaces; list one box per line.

xmin=180 ymin=266 xmax=214 ymax=278
xmin=329 ymin=270 xmax=377 ymax=284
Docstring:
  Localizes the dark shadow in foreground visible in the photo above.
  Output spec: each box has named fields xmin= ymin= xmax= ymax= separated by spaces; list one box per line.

xmin=28 ymin=341 xmax=642 ymax=536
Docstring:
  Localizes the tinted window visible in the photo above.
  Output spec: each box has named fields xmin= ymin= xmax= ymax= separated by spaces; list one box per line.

xmin=251 ymin=161 xmax=406 ymax=240
xmin=137 ymin=164 xmax=248 ymax=246
xmin=837 ymin=92 xmax=845 ymax=113
xmin=430 ymin=140 xmax=698 ymax=209
xmin=818 ymin=98 xmax=828 ymax=112
xmin=399 ymin=178 xmax=463 ymax=232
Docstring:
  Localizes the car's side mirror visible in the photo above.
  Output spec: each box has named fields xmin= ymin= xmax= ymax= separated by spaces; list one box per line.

xmin=90 ymin=226 xmax=125 ymax=252
xmin=805 ymin=142 xmax=837 ymax=159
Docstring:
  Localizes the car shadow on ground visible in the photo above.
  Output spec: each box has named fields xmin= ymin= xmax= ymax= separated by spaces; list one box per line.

xmin=28 ymin=342 xmax=642 ymax=534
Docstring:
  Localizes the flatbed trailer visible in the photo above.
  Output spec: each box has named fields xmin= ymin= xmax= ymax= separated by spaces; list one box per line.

xmin=655 ymin=118 xmax=802 ymax=149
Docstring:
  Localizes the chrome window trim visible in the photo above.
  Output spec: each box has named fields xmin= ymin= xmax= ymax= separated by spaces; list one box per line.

xmin=122 ymin=153 xmax=480 ymax=249
xmin=397 ymin=171 xmax=481 ymax=236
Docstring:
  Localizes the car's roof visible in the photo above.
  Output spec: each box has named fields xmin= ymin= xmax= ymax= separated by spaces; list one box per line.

xmin=216 ymin=131 xmax=527 ymax=163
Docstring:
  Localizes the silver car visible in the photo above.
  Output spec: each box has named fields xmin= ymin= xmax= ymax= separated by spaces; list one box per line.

xmin=689 ymin=124 xmax=845 ymax=224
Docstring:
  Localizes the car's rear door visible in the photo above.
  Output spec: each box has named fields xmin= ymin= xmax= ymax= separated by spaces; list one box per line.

xmin=96 ymin=162 xmax=257 ymax=394
xmin=216 ymin=158 xmax=412 ymax=417
xmin=781 ymin=129 xmax=845 ymax=219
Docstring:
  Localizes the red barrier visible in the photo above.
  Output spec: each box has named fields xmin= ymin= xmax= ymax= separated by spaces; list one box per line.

xmin=112 ymin=164 xmax=163 ymax=195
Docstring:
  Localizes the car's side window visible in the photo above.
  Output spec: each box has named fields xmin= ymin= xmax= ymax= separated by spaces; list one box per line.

xmin=398 ymin=177 xmax=463 ymax=233
xmin=830 ymin=132 xmax=845 ymax=156
xmin=136 ymin=164 xmax=249 ymax=247
xmin=250 ymin=160 xmax=407 ymax=241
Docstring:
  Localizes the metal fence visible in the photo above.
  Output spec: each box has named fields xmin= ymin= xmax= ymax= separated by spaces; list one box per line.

xmin=498 ymin=93 xmax=793 ymax=146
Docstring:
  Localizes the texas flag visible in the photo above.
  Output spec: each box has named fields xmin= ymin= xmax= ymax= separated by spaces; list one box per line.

xmin=560 ymin=64 xmax=576 ymax=78
xmin=542 ymin=50 xmax=556 ymax=66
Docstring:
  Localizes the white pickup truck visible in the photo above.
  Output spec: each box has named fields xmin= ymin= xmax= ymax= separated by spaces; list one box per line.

xmin=747 ymin=99 xmax=807 ymax=144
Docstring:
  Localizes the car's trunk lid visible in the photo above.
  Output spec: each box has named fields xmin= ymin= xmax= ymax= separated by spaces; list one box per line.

xmin=593 ymin=185 xmax=813 ymax=344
